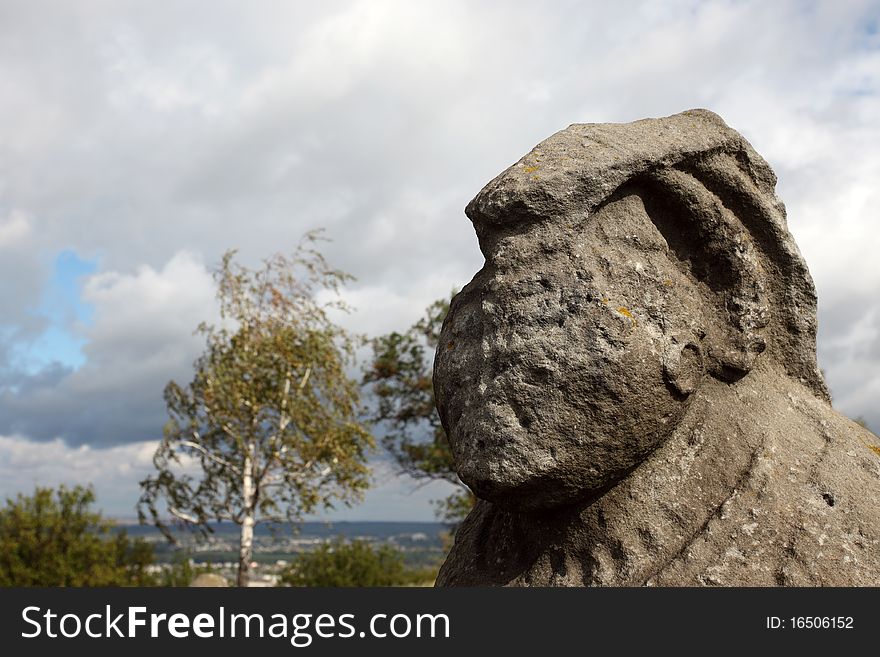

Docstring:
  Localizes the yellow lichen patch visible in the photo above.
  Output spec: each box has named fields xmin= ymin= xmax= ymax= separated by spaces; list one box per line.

xmin=601 ymin=298 xmax=609 ymax=304
xmin=523 ymin=165 xmax=539 ymax=174
xmin=617 ymin=307 xmax=637 ymax=325
xmin=853 ymin=430 xmax=880 ymax=458
xmin=663 ymin=279 xmax=674 ymax=287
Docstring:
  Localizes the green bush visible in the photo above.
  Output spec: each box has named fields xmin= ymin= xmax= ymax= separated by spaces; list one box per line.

xmin=0 ymin=485 xmax=154 ymax=586
xmin=157 ymin=552 xmax=217 ymax=587
xmin=280 ymin=538 xmax=435 ymax=587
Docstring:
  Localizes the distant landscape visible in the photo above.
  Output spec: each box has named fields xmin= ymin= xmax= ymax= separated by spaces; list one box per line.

xmin=115 ymin=521 xmax=450 ymax=586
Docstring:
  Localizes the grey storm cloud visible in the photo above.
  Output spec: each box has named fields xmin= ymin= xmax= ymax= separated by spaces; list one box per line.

xmin=1 ymin=0 xmax=879 ymax=515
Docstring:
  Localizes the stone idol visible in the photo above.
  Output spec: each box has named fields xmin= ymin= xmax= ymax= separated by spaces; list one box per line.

xmin=434 ymin=110 xmax=880 ymax=586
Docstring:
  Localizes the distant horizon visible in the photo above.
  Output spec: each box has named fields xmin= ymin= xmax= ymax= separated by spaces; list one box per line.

xmin=110 ymin=516 xmax=450 ymax=526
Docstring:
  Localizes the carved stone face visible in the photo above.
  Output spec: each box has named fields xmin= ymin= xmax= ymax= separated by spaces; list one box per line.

xmin=434 ymin=188 xmax=713 ymax=511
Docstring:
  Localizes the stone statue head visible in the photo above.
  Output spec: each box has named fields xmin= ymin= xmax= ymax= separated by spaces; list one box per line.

xmin=434 ymin=110 xmax=828 ymax=512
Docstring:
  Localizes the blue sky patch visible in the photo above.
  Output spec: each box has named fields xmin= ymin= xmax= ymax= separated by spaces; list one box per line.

xmin=13 ymin=250 xmax=99 ymax=373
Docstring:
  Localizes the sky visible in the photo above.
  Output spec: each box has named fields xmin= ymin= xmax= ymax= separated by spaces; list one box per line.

xmin=1 ymin=0 xmax=879 ymax=519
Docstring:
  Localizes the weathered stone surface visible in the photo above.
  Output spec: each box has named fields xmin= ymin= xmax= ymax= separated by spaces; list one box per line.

xmin=189 ymin=573 xmax=229 ymax=587
xmin=434 ymin=109 xmax=880 ymax=586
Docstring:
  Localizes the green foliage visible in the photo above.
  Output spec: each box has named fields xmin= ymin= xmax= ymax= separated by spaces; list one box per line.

xmin=432 ymin=490 xmax=476 ymax=525
xmin=138 ymin=231 xmax=375 ymax=585
xmin=280 ymin=538 xmax=436 ymax=587
xmin=123 ymin=537 xmax=158 ymax=586
xmin=364 ymin=295 xmax=474 ymax=523
xmin=157 ymin=552 xmax=217 ymax=587
xmin=0 ymin=485 xmax=154 ymax=587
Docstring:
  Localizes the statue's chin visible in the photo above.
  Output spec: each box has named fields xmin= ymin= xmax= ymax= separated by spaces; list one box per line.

xmin=450 ymin=421 xmax=629 ymax=513
xmin=457 ymin=457 xmax=615 ymax=513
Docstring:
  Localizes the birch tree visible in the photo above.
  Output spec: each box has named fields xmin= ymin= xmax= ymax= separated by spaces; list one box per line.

xmin=138 ymin=232 xmax=374 ymax=586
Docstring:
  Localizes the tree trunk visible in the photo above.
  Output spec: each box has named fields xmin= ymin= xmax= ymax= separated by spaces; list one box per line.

xmin=237 ymin=513 xmax=255 ymax=587
xmin=237 ymin=440 xmax=256 ymax=587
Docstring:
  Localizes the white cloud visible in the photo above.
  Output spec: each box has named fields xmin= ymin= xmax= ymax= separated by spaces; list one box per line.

xmin=0 ymin=210 xmax=30 ymax=247
xmin=104 ymin=26 xmax=230 ymax=116
xmin=0 ymin=434 xmax=158 ymax=516
xmin=81 ymin=250 xmax=218 ymax=372
xmin=0 ymin=251 xmax=218 ymax=445
xmin=334 ymin=458 xmax=456 ymax=522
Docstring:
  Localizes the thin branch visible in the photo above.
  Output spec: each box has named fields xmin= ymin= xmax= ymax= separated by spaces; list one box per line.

xmin=168 ymin=506 xmax=203 ymax=525
xmin=260 ymin=513 xmax=285 ymax=524
xmin=258 ymin=364 xmax=311 ymax=487
xmin=297 ymin=365 xmax=312 ymax=391
xmin=262 ymin=464 xmax=333 ymax=488
xmin=281 ymin=373 xmax=292 ymax=409
xmin=178 ymin=440 xmax=242 ymax=476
